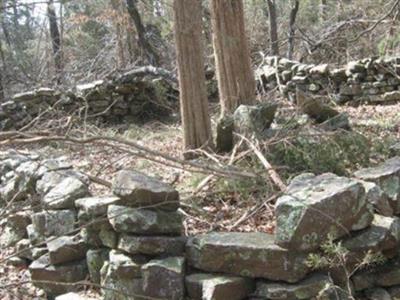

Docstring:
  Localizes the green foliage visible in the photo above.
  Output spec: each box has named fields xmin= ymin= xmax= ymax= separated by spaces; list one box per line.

xmin=267 ymin=130 xmax=372 ymax=176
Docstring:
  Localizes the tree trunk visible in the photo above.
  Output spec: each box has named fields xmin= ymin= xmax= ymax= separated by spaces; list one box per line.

xmin=266 ymin=0 xmax=279 ymax=56
xmin=0 ymin=0 xmax=4 ymax=102
xmin=111 ymin=0 xmax=126 ymax=68
xmin=210 ymin=0 xmax=256 ymax=116
xmin=287 ymin=0 xmax=299 ymax=60
xmin=47 ymin=0 xmax=62 ymax=83
xmin=320 ymin=0 xmax=328 ymax=22
xmin=173 ymin=0 xmax=213 ymax=153
xmin=126 ymin=0 xmax=160 ymax=66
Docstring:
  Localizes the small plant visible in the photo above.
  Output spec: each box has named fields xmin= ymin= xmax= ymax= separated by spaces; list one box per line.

xmin=307 ymin=235 xmax=387 ymax=299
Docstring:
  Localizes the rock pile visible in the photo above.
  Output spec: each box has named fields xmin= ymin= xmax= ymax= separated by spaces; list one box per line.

xmin=258 ymin=56 xmax=400 ymax=105
xmin=3 ymin=151 xmax=400 ymax=299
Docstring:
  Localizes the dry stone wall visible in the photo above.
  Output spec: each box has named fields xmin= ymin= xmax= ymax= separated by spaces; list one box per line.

xmin=2 ymin=151 xmax=400 ymax=299
xmin=257 ymin=56 xmax=400 ymax=105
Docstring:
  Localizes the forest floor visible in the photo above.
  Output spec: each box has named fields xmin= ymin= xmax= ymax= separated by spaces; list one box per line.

xmin=0 ymin=101 xmax=399 ymax=299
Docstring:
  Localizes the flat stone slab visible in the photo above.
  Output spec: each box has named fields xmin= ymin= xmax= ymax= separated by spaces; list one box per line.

xmin=111 ymin=170 xmax=179 ymax=210
xmin=108 ymin=205 xmax=182 ymax=235
xmin=254 ymin=273 xmax=332 ymax=300
xmin=275 ymin=173 xmax=372 ymax=251
xmin=354 ymin=157 xmax=400 ymax=212
xmin=186 ymin=232 xmax=310 ymax=283
xmin=47 ymin=235 xmax=87 ymax=265
xmin=186 ymin=273 xmax=255 ymax=300
xmin=108 ymin=250 xmax=147 ymax=279
xmin=42 ymin=177 xmax=90 ymax=209
xmin=75 ymin=196 xmax=120 ymax=217
xmin=142 ymin=257 xmax=185 ymax=300
xmin=30 ymin=254 xmax=87 ymax=295
xmin=118 ymin=234 xmax=186 ymax=256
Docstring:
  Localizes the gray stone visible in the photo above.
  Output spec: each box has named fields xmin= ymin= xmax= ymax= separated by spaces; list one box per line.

xmin=108 ymin=205 xmax=182 ymax=235
xmin=316 ymin=285 xmax=352 ymax=300
xmin=319 ymin=113 xmax=351 ymax=131
xmin=390 ymin=143 xmax=400 ymax=158
xmin=254 ymin=273 xmax=332 ymax=300
xmin=15 ymin=239 xmax=33 ymax=260
xmin=233 ymin=103 xmax=277 ymax=137
xmin=109 ymin=250 xmax=147 ymax=279
xmin=360 ymin=180 xmax=394 ymax=216
xmin=187 ymin=232 xmax=310 ymax=283
xmin=142 ymin=257 xmax=185 ymax=300
xmin=353 ymin=256 xmax=400 ymax=291
xmin=343 ymin=214 xmax=400 ymax=255
xmin=216 ymin=115 xmax=234 ymax=153
xmin=42 ymin=177 xmax=89 ymax=209
xmin=112 ymin=170 xmax=179 ymax=210
xmin=101 ymin=262 xmax=145 ymax=300
xmin=7 ymin=256 xmax=28 ymax=267
xmin=99 ymin=225 xmax=118 ymax=249
xmin=388 ymin=286 xmax=400 ymax=299
xmin=354 ymin=157 xmax=400 ymax=213
xmin=275 ymin=173 xmax=372 ymax=251
xmin=364 ymin=288 xmax=392 ymax=300
xmin=75 ymin=196 xmax=120 ymax=217
xmin=47 ymin=235 xmax=87 ymax=264
xmin=0 ymin=212 xmax=31 ymax=247
xmin=32 ymin=210 xmax=76 ymax=237
xmin=55 ymin=293 xmax=83 ymax=300
xmin=186 ymin=273 xmax=255 ymax=300
xmin=86 ymin=248 xmax=109 ymax=284
xmin=36 ymin=170 xmax=89 ymax=196
xmin=30 ymin=254 xmax=87 ymax=295
xmin=118 ymin=234 xmax=185 ymax=256
xmin=27 ymin=224 xmax=45 ymax=245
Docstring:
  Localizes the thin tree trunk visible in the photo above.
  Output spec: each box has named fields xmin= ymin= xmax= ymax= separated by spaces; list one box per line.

xmin=173 ymin=0 xmax=213 ymax=153
xmin=126 ymin=0 xmax=160 ymax=66
xmin=211 ymin=0 xmax=256 ymax=116
xmin=47 ymin=0 xmax=62 ymax=83
xmin=0 ymin=39 xmax=4 ymax=102
xmin=266 ymin=0 xmax=279 ymax=56
xmin=287 ymin=0 xmax=299 ymax=60
xmin=320 ymin=0 xmax=328 ymax=22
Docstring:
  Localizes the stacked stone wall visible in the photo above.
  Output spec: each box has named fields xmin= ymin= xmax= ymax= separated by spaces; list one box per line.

xmin=257 ymin=56 xmax=400 ymax=105
xmin=2 ymin=150 xmax=400 ymax=299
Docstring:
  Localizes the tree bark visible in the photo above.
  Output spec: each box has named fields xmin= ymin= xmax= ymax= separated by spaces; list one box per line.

xmin=47 ymin=0 xmax=62 ymax=83
xmin=210 ymin=0 xmax=256 ymax=116
xmin=320 ymin=0 xmax=328 ymax=22
xmin=287 ymin=0 xmax=299 ymax=60
xmin=173 ymin=0 xmax=213 ymax=153
xmin=126 ymin=0 xmax=160 ymax=66
xmin=266 ymin=0 xmax=279 ymax=56
xmin=111 ymin=0 xmax=126 ymax=68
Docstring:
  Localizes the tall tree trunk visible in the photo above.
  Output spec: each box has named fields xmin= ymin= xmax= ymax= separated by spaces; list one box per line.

xmin=173 ymin=0 xmax=213 ymax=153
xmin=111 ymin=0 xmax=126 ymax=68
xmin=126 ymin=0 xmax=160 ymax=66
xmin=287 ymin=0 xmax=299 ymax=60
xmin=266 ymin=0 xmax=279 ymax=56
xmin=210 ymin=0 xmax=256 ymax=116
xmin=47 ymin=0 xmax=62 ymax=83
xmin=0 ymin=39 xmax=4 ymax=102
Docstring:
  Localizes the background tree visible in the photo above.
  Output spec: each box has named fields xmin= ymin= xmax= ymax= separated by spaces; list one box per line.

xmin=126 ymin=0 xmax=160 ymax=66
xmin=47 ymin=0 xmax=62 ymax=83
xmin=211 ymin=0 xmax=256 ymax=116
xmin=266 ymin=0 xmax=279 ymax=56
xmin=287 ymin=0 xmax=299 ymax=59
xmin=173 ymin=0 xmax=213 ymax=153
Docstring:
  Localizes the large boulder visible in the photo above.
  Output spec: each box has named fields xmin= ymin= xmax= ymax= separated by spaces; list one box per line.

xmin=186 ymin=232 xmax=310 ymax=283
xmin=111 ymin=170 xmax=179 ymax=211
xmin=354 ymin=157 xmax=400 ymax=213
xmin=142 ymin=257 xmax=185 ymax=300
xmin=275 ymin=173 xmax=373 ymax=251
xmin=30 ymin=254 xmax=87 ymax=296
xmin=118 ymin=234 xmax=185 ymax=256
xmin=254 ymin=273 xmax=333 ymax=300
xmin=42 ymin=177 xmax=90 ymax=209
xmin=186 ymin=273 xmax=255 ymax=300
xmin=47 ymin=235 xmax=87 ymax=265
xmin=108 ymin=205 xmax=182 ymax=235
